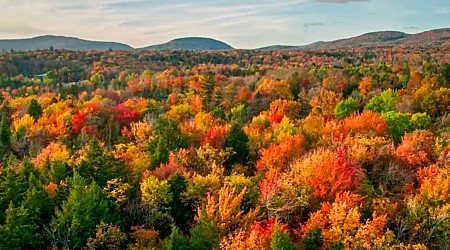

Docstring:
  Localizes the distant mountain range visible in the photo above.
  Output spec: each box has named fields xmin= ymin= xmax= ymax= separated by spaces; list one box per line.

xmin=141 ymin=37 xmax=233 ymax=51
xmin=0 ymin=28 xmax=449 ymax=52
xmin=0 ymin=35 xmax=133 ymax=51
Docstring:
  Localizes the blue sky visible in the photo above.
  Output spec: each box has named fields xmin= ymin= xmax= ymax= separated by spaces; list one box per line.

xmin=0 ymin=0 xmax=449 ymax=49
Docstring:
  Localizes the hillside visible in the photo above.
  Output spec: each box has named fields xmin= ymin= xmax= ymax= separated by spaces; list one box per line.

xmin=142 ymin=37 xmax=233 ymax=51
xmin=400 ymin=28 xmax=450 ymax=46
xmin=310 ymin=28 xmax=450 ymax=49
xmin=0 ymin=35 xmax=133 ymax=51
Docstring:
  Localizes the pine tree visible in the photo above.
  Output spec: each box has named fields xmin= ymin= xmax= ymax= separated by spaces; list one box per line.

xmin=77 ymin=139 xmax=124 ymax=186
xmin=224 ymin=123 xmax=249 ymax=172
xmin=50 ymin=172 xmax=121 ymax=249
xmin=149 ymin=117 xmax=186 ymax=169
xmin=167 ymin=173 xmax=193 ymax=232
xmin=26 ymin=98 xmax=43 ymax=120
xmin=189 ymin=211 xmax=219 ymax=250
xmin=161 ymin=225 xmax=190 ymax=250
xmin=270 ymin=225 xmax=297 ymax=250
xmin=0 ymin=113 xmax=10 ymax=159
xmin=0 ymin=202 xmax=40 ymax=250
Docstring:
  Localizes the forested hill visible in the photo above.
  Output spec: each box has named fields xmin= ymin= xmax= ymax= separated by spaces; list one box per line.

xmin=141 ymin=37 xmax=234 ymax=51
xmin=0 ymin=35 xmax=133 ymax=51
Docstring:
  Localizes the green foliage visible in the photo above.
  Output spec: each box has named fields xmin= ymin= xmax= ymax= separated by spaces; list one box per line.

xmin=49 ymin=172 xmax=120 ymax=249
xmin=224 ymin=123 xmax=249 ymax=172
xmin=382 ymin=111 xmax=412 ymax=142
xmin=364 ymin=89 xmax=398 ymax=113
xmin=270 ymin=225 xmax=297 ymax=250
xmin=0 ymin=158 xmax=36 ymax=223
xmin=26 ymin=98 xmax=43 ymax=120
xmin=334 ymin=96 xmax=358 ymax=119
xmin=302 ymin=227 xmax=323 ymax=250
xmin=200 ymin=72 xmax=216 ymax=111
xmin=329 ymin=241 xmax=344 ymax=250
xmin=149 ymin=116 xmax=186 ymax=169
xmin=167 ymin=173 xmax=193 ymax=232
xmin=21 ymin=174 xmax=53 ymax=229
xmin=411 ymin=112 xmax=432 ymax=130
xmin=230 ymin=104 xmax=247 ymax=125
xmin=0 ymin=114 xmax=10 ymax=159
xmin=77 ymin=139 xmax=124 ymax=186
xmin=0 ymin=202 xmax=40 ymax=250
xmin=161 ymin=225 xmax=190 ymax=250
xmin=41 ymin=158 xmax=69 ymax=184
xmin=189 ymin=211 xmax=220 ymax=250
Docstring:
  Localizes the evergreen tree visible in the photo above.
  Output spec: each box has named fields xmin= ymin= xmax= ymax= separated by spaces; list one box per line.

xmin=270 ymin=225 xmax=297 ymax=250
xmin=200 ymin=72 xmax=215 ymax=111
xmin=189 ymin=211 xmax=219 ymax=250
xmin=0 ymin=113 xmax=10 ymax=159
xmin=77 ymin=139 xmax=124 ymax=186
xmin=161 ymin=225 xmax=190 ymax=250
xmin=0 ymin=202 xmax=40 ymax=250
xmin=50 ymin=172 xmax=121 ymax=249
xmin=26 ymin=98 xmax=43 ymax=120
xmin=149 ymin=117 xmax=186 ymax=169
xmin=0 ymin=158 xmax=36 ymax=223
xmin=167 ymin=173 xmax=193 ymax=232
xmin=223 ymin=123 xmax=249 ymax=172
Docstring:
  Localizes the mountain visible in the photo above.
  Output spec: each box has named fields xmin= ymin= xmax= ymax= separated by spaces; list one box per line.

xmin=257 ymin=41 xmax=325 ymax=50
xmin=0 ymin=35 xmax=133 ymax=51
xmin=257 ymin=45 xmax=300 ymax=50
xmin=399 ymin=28 xmax=450 ymax=46
xmin=142 ymin=37 xmax=233 ymax=51
xmin=310 ymin=28 xmax=450 ymax=49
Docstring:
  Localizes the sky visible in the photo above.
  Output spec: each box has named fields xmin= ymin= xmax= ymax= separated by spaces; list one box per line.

xmin=0 ymin=0 xmax=449 ymax=49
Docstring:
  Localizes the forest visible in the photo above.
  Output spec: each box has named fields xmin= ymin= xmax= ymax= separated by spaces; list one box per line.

xmin=0 ymin=44 xmax=450 ymax=250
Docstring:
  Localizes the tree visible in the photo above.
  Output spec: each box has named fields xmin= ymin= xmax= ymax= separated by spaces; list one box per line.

xmin=161 ymin=225 xmax=190 ymax=250
xmin=381 ymin=111 xmax=412 ymax=142
xmin=200 ymin=72 xmax=216 ymax=111
xmin=77 ymin=139 xmax=125 ymax=186
xmin=0 ymin=202 xmax=40 ymax=250
xmin=364 ymin=89 xmax=398 ymax=114
xmin=49 ymin=172 xmax=121 ymax=249
xmin=26 ymin=98 xmax=43 ymax=120
xmin=334 ymin=97 xmax=358 ymax=119
xmin=149 ymin=116 xmax=186 ymax=169
xmin=189 ymin=211 xmax=220 ymax=250
xmin=270 ymin=225 xmax=297 ymax=250
xmin=167 ymin=173 xmax=193 ymax=232
xmin=0 ymin=113 xmax=10 ymax=159
xmin=224 ymin=123 xmax=249 ymax=172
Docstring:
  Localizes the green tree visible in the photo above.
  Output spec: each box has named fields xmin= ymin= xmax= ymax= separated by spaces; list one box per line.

xmin=0 ymin=202 xmax=40 ymax=250
xmin=50 ymin=172 xmax=120 ymax=249
xmin=148 ymin=117 xmax=186 ymax=169
xmin=43 ymin=70 xmax=57 ymax=85
xmin=382 ymin=111 xmax=412 ymax=142
xmin=364 ymin=89 xmax=398 ymax=113
xmin=77 ymin=139 xmax=124 ymax=186
xmin=302 ymin=227 xmax=322 ymax=250
xmin=167 ymin=173 xmax=193 ymax=232
xmin=224 ymin=123 xmax=249 ymax=172
xmin=0 ymin=114 xmax=10 ymax=159
xmin=26 ymin=98 xmax=43 ymax=120
xmin=161 ymin=225 xmax=190 ymax=250
xmin=0 ymin=158 xmax=35 ymax=222
xmin=334 ymin=97 xmax=358 ymax=119
xmin=270 ymin=225 xmax=297 ymax=250
xmin=200 ymin=72 xmax=216 ymax=111
xmin=411 ymin=112 xmax=432 ymax=130
xmin=189 ymin=211 xmax=219 ymax=250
